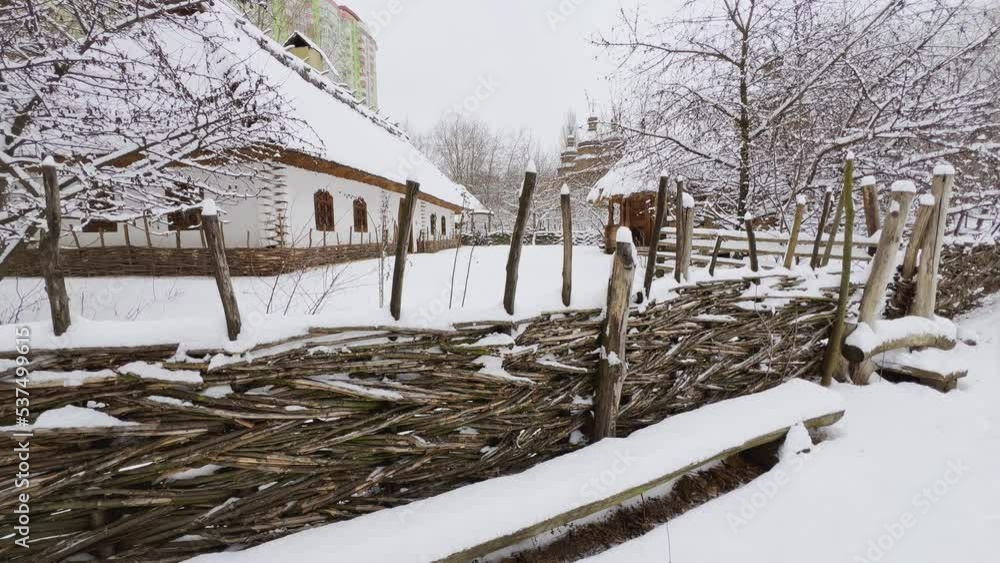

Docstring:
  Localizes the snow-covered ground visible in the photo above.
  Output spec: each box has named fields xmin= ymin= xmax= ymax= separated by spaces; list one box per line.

xmin=0 ymin=246 xmax=616 ymax=351
xmin=582 ymin=297 xmax=1000 ymax=563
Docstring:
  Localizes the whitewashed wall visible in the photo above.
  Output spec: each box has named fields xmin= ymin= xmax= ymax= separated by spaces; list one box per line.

xmin=54 ymin=165 xmax=457 ymax=249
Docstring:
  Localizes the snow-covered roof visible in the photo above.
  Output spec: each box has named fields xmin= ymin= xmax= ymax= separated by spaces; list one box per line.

xmin=588 ymin=158 xmax=658 ymax=203
xmin=166 ymin=4 xmax=474 ymax=210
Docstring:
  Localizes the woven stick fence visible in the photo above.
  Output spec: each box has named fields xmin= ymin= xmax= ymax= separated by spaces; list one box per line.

xmin=0 ymin=274 xmax=840 ymax=563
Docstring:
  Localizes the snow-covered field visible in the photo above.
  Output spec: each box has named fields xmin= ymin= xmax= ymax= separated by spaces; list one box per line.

xmin=582 ymin=297 xmax=1000 ymax=563
xmin=0 ymin=246 xmax=616 ymax=351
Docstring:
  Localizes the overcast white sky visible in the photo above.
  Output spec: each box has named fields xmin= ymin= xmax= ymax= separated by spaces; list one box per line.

xmin=343 ymin=0 xmax=636 ymax=149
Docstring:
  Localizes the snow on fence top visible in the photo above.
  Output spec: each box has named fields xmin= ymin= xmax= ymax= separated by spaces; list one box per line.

xmin=164 ymin=4 xmax=478 ymax=210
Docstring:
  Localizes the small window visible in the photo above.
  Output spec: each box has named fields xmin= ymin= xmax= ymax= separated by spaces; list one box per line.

xmin=430 ymin=213 xmax=437 ymax=236
xmin=82 ymin=185 xmax=119 ymax=232
xmin=441 ymin=215 xmax=447 ymax=236
xmin=353 ymin=198 xmax=368 ymax=233
xmin=314 ymin=190 xmax=334 ymax=231
xmin=166 ymin=185 xmax=203 ymax=231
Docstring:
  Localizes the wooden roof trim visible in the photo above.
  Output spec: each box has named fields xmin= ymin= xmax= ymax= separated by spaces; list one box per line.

xmin=274 ymin=149 xmax=465 ymax=212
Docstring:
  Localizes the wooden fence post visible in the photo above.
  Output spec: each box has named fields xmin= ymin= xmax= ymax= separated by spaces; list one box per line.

xmin=390 ymin=179 xmax=421 ymax=320
xmin=745 ymin=213 xmax=759 ymax=273
xmin=40 ymin=157 xmax=71 ymax=336
xmin=643 ymin=176 xmax=669 ymax=295
xmin=503 ymin=163 xmax=538 ymax=315
xmin=677 ymin=195 xmax=695 ymax=282
xmin=821 ymin=155 xmax=855 ymax=387
xmin=860 ymin=176 xmax=881 ymax=237
xmin=852 ymin=183 xmax=915 ymax=384
xmin=912 ymin=165 xmax=956 ymax=318
xmin=901 ymin=196 xmax=935 ymax=281
xmin=593 ymin=228 xmax=636 ymax=441
xmin=810 ymin=187 xmax=834 ymax=269
xmin=201 ymin=200 xmax=241 ymax=341
xmin=708 ymin=235 xmax=724 ymax=276
xmin=560 ymin=184 xmax=573 ymax=307
xmin=673 ymin=177 xmax=687 ymax=282
xmin=821 ymin=183 xmax=847 ymax=267
xmin=784 ymin=196 xmax=806 ymax=269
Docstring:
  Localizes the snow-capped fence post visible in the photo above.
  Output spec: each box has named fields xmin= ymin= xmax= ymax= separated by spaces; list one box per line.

xmin=901 ymin=197 xmax=935 ymax=281
xmin=708 ymin=235 xmax=725 ymax=276
xmin=784 ymin=196 xmax=806 ymax=269
xmin=39 ymin=157 xmax=71 ymax=336
xmin=912 ymin=165 xmax=956 ymax=318
xmin=677 ymin=193 xmax=695 ymax=282
xmin=810 ymin=187 xmax=834 ymax=269
xmin=593 ymin=228 xmax=636 ymax=441
xmin=744 ymin=213 xmax=759 ymax=274
xmin=821 ymin=155 xmax=855 ymax=387
xmin=560 ymin=184 xmax=573 ymax=306
xmin=851 ymin=183 xmax=915 ymax=384
xmin=391 ymin=179 xmax=421 ymax=321
xmin=503 ymin=163 xmax=538 ymax=315
xmin=643 ymin=175 xmax=669 ymax=295
xmin=201 ymin=200 xmax=241 ymax=341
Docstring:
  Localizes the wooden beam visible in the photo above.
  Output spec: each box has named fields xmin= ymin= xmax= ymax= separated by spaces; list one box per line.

xmin=810 ymin=189 xmax=834 ymax=269
xmin=201 ymin=201 xmax=241 ymax=341
xmin=821 ymin=155 xmax=855 ymax=387
xmin=593 ymin=233 xmax=635 ymax=441
xmin=783 ymin=198 xmax=805 ymax=269
xmin=673 ymin=177 xmax=686 ymax=282
xmin=745 ymin=215 xmax=759 ymax=273
xmin=912 ymin=168 xmax=956 ymax=318
xmin=503 ymin=166 xmax=538 ymax=316
xmin=434 ymin=409 xmax=845 ymax=563
xmin=390 ymin=180 xmax=420 ymax=321
xmin=560 ymin=185 xmax=573 ymax=307
xmin=821 ymin=185 xmax=847 ymax=267
xmin=643 ymin=176 xmax=669 ymax=294
xmin=39 ymin=158 xmax=71 ymax=336
xmin=842 ymin=331 xmax=957 ymax=364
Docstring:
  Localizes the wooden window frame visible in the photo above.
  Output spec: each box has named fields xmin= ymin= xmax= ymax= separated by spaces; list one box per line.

xmin=430 ymin=213 xmax=437 ymax=236
xmin=441 ymin=215 xmax=447 ymax=236
xmin=314 ymin=190 xmax=335 ymax=232
xmin=353 ymin=198 xmax=368 ymax=233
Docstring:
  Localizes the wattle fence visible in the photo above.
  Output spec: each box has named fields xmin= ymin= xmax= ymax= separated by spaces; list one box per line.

xmin=0 ymin=242 xmax=996 ymax=562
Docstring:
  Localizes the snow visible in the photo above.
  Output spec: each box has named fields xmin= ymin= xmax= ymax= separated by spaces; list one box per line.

xmin=526 ymin=160 xmax=537 ymax=174
xmin=465 ymin=333 xmax=516 ymax=347
xmin=795 ymin=195 xmax=808 ymax=206
xmin=473 ymin=356 xmax=533 ymax=384
xmin=183 ymin=380 xmax=843 ymax=563
xmin=31 ymin=369 xmax=116 ymax=387
xmin=201 ymin=198 xmax=218 ymax=216
xmin=201 ymin=385 xmax=234 ymax=399
xmin=846 ymin=150 xmax=856 ymax=160
xmin=860 ymin=176 xmax=876 ymax=187
xmin=590 ymin=158 xmax=658 ymax=202
xmin=615 ymin=226 xmax=633 ymax=244
xmin=579 ymin=297 xmax=1000 ymax=563
xmin=744 ymin=212 xmax=754 ymax=222
xmin=41 ymin=155 xmax=56 ymax=167
xmin=933 ymin=163 xmax=956 ymax=176
xmin=846 ymin=316 xmax=957 ymax=355
xmin=889 ymin=201 xmax=900 ymax=214
xmin=0 ymin=246 xmax=615 ymax=354
xmin=167 ymin=465 xmax=224 ymax=481
xmin=778 ymin=422 xmax=813 ymax=461
xmin=919 ymin=194 xmax=936 ymax=206
xmin=682 ymin=192 xmax=695 ymax=209
xmin=560 ymin=183 xmax=570 ymax=195
xmin=119 ymin=362 xmax=204 ymax=384
xmin=891 ymin=180 xmax=916 ymax=193
xmin=29 ymin=406 xmax=135 ymax=429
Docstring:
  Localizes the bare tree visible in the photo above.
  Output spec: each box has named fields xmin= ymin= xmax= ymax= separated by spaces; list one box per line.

xmin=601 ymin=0 xmax=1000 ymax=227
xmin=0 ymin=1 xmax=298 ymax=265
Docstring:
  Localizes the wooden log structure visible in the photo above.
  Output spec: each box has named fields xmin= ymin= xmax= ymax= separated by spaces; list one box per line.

xmin=783 ymin=196 xmax=806 ymax=269
xmin=201 ymin=200 xmax=242 ymax=341
xmin=560 ymin=184 xmax=573 ymax=307
xmin=390 ymin=179 xmax=421 ymax=320
xmin=810 ymin=188 xmax=834 ymax=269
xmin=503 ymin=164 xmax=538 ymax=315
xmin=842 ymin=329 xmax=957 ymax=365
xmin=593 ymin=229 xmax=636 ymax=441
xmin=643 ymin=176 xmax=669 ymax=295
xmin=39 ymin=158 xmax=72 ymax=336
xmin=912 ymin=166 xmax=956 ymax=318
xmin=851 ymin=184 xmax=915 ymax=384
xmin=821 ymin=155 xmax=855 ymax=387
